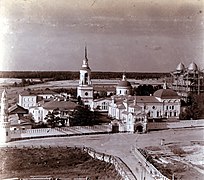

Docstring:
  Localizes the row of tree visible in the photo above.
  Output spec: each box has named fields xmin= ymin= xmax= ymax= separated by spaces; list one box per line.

xmin=0 ymin=71 xmax=170 ymax=80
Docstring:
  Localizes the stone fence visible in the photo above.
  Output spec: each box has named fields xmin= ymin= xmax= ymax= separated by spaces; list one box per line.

xmin=132 ymin=146 xmax=169 ymax=180
xmin=83 ymin=146 xmax=137 ymax=180
xmin=147 ymin=119 xmax=204 ymax=131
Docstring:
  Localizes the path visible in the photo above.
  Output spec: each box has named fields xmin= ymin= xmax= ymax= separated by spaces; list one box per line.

xmin=1 ymin=127 xmax=203 ymax=180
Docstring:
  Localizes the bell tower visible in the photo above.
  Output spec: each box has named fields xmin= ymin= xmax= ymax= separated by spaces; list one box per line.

xmin=0 ymin=89 xmax=11 ymax=143
xmin=77 ymin=46 xmax=93 ymax=108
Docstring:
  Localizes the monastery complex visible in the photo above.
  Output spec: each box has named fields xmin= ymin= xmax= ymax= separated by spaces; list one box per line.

xmin=0 ymin=47 xmax=203 ymax=143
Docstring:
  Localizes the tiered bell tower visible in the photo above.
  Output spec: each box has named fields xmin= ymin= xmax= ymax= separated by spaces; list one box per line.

xmin=77 ymin=46 xmax=93 ymax=108
xmin=0 ymin=89 xmax=11 ymax=143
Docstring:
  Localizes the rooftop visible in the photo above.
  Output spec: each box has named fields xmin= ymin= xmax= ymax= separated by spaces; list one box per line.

xmin=153 ymin=89 xmax=179 ymax=99
xmin=43 ymin=100 xmax=78 ymax=111
xmin=20 ymin=89 xmax=57 ymax=96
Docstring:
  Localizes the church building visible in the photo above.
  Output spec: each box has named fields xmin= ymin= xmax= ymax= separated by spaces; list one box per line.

xmin=171 ymin=62 xmax=204 ymax=98
xmin=108 ymin=76 xmax=181 ymax=133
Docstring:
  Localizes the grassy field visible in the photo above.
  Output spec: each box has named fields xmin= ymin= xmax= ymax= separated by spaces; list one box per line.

xmin=0 ymin=147 xmax=119 ymax=179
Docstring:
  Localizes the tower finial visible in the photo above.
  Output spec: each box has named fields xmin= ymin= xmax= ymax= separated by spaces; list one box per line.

xmin=85 ymin=43 xmax=88 ymax=60
xmin=122 ymin=71 xmax=126 ymax=81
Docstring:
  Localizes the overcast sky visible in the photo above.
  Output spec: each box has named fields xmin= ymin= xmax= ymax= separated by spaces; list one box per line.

xmin=0 ymin=0 xmax=203 ymax=72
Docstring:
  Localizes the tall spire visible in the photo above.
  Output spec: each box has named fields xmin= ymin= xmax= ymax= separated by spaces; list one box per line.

xmin=85 ymin=44 xmax=88 ymax=60
xmin=82 ymin=43 xmax=90 ymax=69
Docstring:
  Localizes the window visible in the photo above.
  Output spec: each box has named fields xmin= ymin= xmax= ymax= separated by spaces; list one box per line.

xmin=170 ymin=112 xmax=172 ymax=117
xmin=172 ymin=106 xmax=174 ymax=110
xmin=157 ymin=111 xmax=160 ymax=117
xmin=174 ymin=112 xmax=177 ymax=116
xmin=102 ymin=102 xmax=107 ymax=110
xmin=166 ymin=106 xmax=168 ymax=110
xmin=6 ymin=131 xmax=8 ymax=136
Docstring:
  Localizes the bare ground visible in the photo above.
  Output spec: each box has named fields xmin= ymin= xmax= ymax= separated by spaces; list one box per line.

xmin=0 ymin=147 xmax=120 ymax=180
xmin=144 ymin=142 xmax=204 ymax=180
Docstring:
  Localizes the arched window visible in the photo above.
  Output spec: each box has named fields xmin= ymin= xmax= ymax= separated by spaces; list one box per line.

xmin=102 ymin=102 xmax=107 ymax=110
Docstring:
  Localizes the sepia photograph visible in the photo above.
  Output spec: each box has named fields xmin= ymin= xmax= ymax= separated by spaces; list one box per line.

xmin=0 ymin=0 xmax=204 ymax=179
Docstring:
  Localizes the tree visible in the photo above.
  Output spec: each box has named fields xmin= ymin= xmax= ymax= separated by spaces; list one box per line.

xmin=44 ymin=111 xmax=56 ymax=128
xmin=70 ymin=106 xmax=98 ymax=126
xmin=44 ymin=110 xmax=66 ymax=128
xmin=21 ymin=78 xmax=27 ymax=86
xmin=179 ymin=93 xmax=201 ymax=120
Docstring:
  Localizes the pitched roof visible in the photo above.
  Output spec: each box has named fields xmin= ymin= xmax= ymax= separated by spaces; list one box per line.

xmin=43 ymin=100 xmax=77 ymax=111
xmin=94 ymin=97 xmax=112 ymax=102
xmin=129 ymin=103 xmax=142 ymax=109
xmin=20 ymin=89 xmax=57 ymax=96
xmin=8 ymin=104 xmax=28 ymax=114
xmin=117 ymin=104 xmax=126 ymax=109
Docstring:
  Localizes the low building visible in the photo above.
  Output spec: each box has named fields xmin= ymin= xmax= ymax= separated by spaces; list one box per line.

xmin=18 ymin=89 xmax=57 ymax=109
xmin=93 ymin=97 xmax=111 ymax=112
xmin=42 ymin=99 xmax=78 ymax=126
xmin=8 ymin=104 xmax=28 ymax=118
xmin=28 ymin=98 xmax=78 ymax=124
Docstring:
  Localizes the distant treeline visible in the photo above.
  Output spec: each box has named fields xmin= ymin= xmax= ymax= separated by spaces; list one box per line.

xmin=0 ymin=71 xmax=170 ymax=80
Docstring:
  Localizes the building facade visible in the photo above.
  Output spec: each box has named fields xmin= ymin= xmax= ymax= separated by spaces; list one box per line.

xmin=19 ymin=89 xmax=57 ymax=109
xmin=77 ymin=46 xmax=94 ymax=108
xmin=108 ymin=77 xmax=181 ymax=133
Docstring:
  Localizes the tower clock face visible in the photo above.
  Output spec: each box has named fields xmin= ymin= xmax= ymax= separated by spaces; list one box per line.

xmin=85 ymin=92 xmax=88 ymax=96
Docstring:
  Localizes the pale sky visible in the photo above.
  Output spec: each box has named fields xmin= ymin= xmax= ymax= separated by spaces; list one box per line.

xmin=0 ymin=0 xmax=203 ymax=72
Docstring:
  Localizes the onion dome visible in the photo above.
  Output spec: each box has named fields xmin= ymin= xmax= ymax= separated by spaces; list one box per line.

xmin=154 ymin=89 xmax=179 ymax=99
xmin=176 ymin=62 xmax=185 ymax=71
xmin=188 ymin=62 xmax=198 ymax=71
xmin=117 ymin=74 xmax=131 ymax=87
